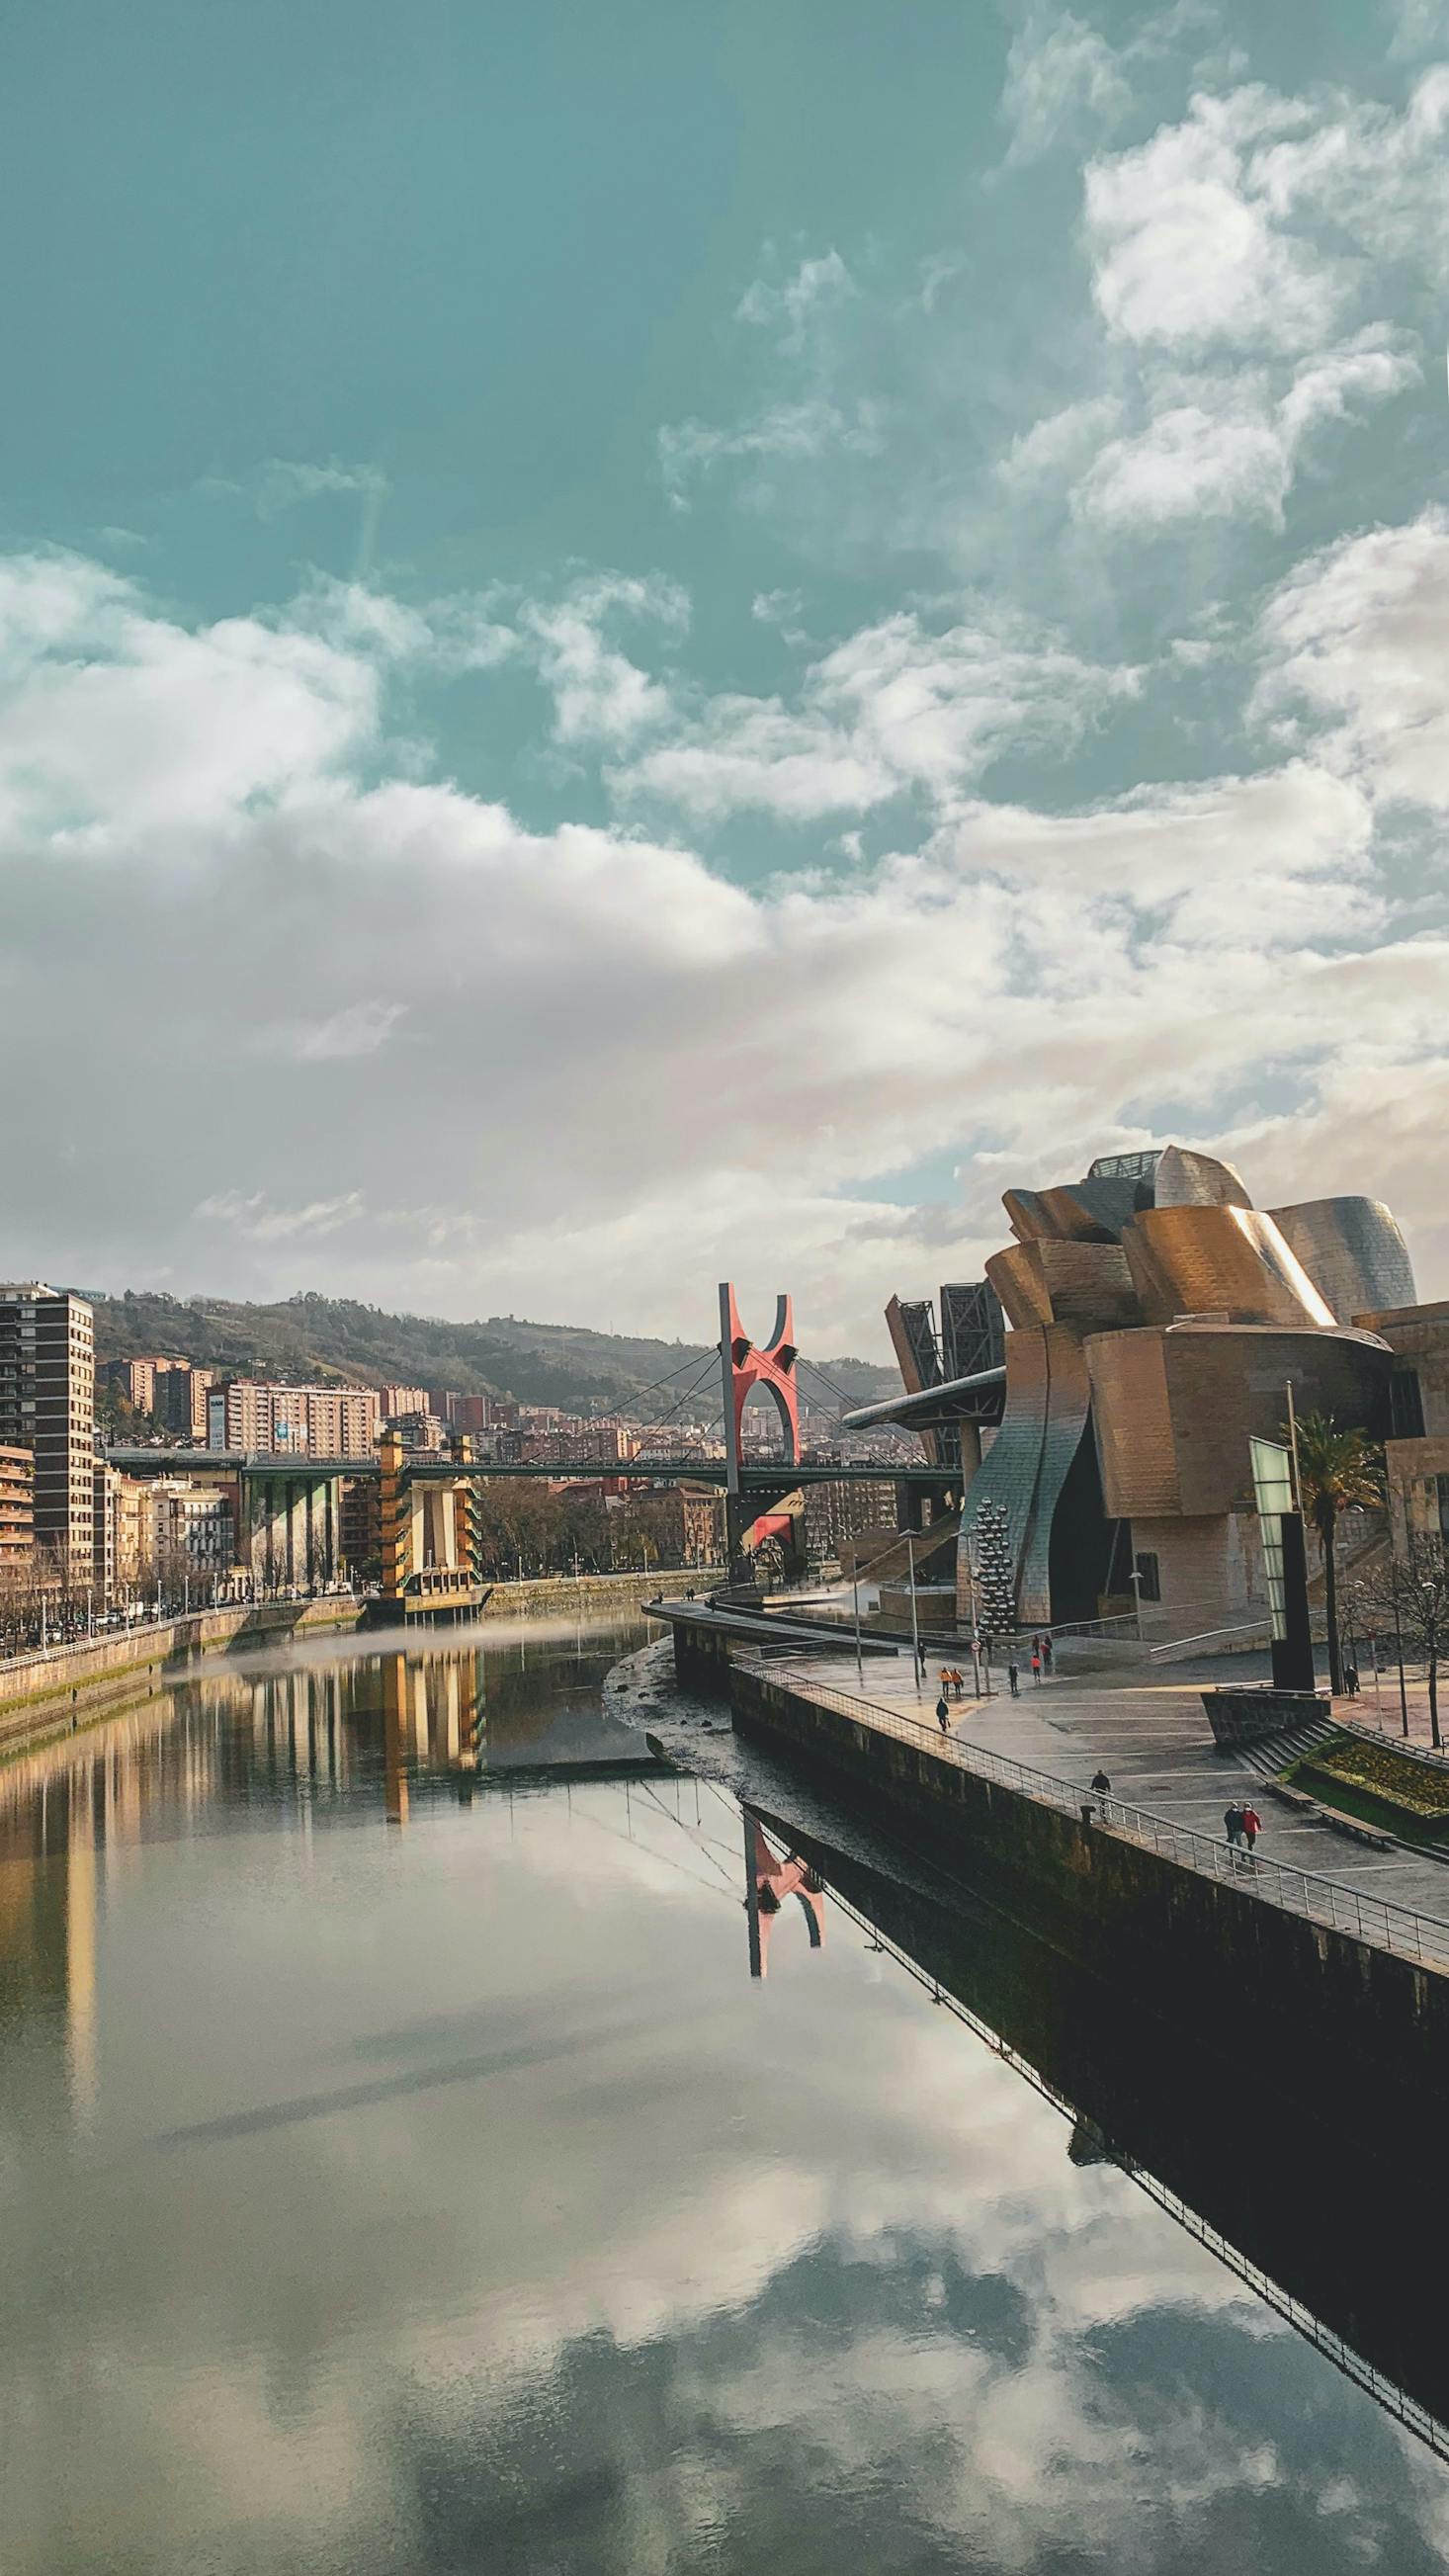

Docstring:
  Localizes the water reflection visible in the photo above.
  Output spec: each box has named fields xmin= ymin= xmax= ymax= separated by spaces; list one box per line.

xmin=0 ymin=1627 xmax=1447 ymax=2574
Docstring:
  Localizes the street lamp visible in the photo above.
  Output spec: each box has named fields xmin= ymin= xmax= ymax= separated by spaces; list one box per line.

xmin=1127 ymin=1567 xmax=1144 ymax=1644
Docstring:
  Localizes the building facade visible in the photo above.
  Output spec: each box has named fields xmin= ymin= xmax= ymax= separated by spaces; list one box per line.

xmin=867 ymin=1146 xmax=1430 ymax=1645
xmin=148 ymin=1480 xmax=236 ymax=1574
xmin=0 ymin=1444 xmax=34 ymax=1569
xmin=207 ymin=1381 xmax=381 ymax=1456
xmin=0 ymin=1287 xmax=95 ymax=1578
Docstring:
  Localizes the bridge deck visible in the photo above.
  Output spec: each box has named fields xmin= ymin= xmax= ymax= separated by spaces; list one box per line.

xmin=103 ymin=1447 xmax=950 ymax=1488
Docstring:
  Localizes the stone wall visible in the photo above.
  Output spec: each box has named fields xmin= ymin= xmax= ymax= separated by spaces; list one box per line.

xmin=0 ymin=1598 xmax=362 ymax=1749
xmin=731 ymin=1664 xmax=1449 ymax=2134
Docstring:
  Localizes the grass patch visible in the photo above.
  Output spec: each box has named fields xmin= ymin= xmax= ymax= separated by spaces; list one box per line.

xmin=1288 ymin=1730 xmax=1449 ymax=1845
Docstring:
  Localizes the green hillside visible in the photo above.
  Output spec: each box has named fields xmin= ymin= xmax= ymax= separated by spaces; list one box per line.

xmin=91 ymin=1290 xmax=898 ymax=1418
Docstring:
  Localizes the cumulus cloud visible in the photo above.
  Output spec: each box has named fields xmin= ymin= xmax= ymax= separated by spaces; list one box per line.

xmin=735 ymin=249 xmax=857 ymax=352
xmin=1072 ymin=334 xmax=1418 ymax=528
xmin=1254 ymin=509 xmax=1449 ymax=808
xmin=1000 ymin=10 xmax=1131 ymax=166
xmin=520 ymin=571 xmax=687 ymax=747
xmin=2 ymin=520 xmax=1448 ymax=1344
xmin=620 ymin=609 xmax=1140 ymax=822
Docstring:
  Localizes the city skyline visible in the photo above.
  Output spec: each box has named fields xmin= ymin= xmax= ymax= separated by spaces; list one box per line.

xmin=5 ymin=1 xmax=1449 ymax=1352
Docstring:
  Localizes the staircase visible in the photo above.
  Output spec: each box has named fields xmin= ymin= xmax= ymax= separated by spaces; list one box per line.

xmin=1236 ymin=1712 xmax=1341 ymax=1780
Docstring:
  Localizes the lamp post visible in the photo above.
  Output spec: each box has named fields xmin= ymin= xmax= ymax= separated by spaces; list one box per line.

xmin=905 ymin=1533 xmax=921 ymax=1691
xmin=852 ymin=1559 xmax=863 ymax=1684
xmin=1128 ymin=1567 xmax=1145 ymax=1645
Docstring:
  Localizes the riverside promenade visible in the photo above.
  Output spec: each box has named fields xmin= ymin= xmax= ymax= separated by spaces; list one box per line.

xmin=750 ymin=1643 xmax=1449 ymax=1937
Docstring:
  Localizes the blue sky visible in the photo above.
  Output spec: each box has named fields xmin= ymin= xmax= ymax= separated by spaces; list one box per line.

xmin=4 ymin=0 xmax=1449 ymax=1350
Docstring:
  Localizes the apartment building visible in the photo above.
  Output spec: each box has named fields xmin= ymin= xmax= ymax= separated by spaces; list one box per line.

xmin=207 ymin=1381 xmax=381 ymax=1455
xmin=379 ymin=1384 xmax=428 ymax=1420
xmin=149 ymin=1480 xmax=236 ymax=1572
xmin=0 ymin=1444 xmax=34 ymax=1569
xmin=0 ymin=1286 xmax=95 ymax=1576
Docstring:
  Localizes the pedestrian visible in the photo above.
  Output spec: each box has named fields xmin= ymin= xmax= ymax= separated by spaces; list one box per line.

xmin=1241 ymin=1803 xmax=1261 ymax=1855
xmin=1031 ymin=1643 xmax=1042 ymax=1684
xmin=951 ymin=1667 xmax=965 ymax=1700
xmin=1344 ymin=1660 xmax=1359 ymax=1697
xmin=936 ymin=1694 xmax=952 ymax=1736
xmin=917 ymin=1639 xmax=928 ymax=1677
xmin=1225 ymin=1804 xmax=1243 ymax=1849
xmin=1090 ymin=1768 xmax=1111 ymax=1794
xmin=1007 ymin=1657 xmax=1019 ymax=1697
xmin=1042 ymin=1634 xmax=1054 ymax=1674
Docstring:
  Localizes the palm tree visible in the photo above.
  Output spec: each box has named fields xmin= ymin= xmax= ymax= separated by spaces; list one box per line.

xmin=1287 ymin=1413 xmax=1384 ymax=1696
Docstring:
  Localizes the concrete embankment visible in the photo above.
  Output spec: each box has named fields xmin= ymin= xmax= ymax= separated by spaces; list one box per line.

xmin=730 ymin=1660 xmax=1449 ymax=2139
xmin=475 ymin=1568 xmax=718 ymax=1621
xmin=0 ymin=1598 xmax=364 ymax=1755
xmin=0 ymin=1569 xmax=694 ymax=1759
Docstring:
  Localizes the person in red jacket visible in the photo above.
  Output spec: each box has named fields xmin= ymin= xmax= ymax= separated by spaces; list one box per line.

xmin=1241 ymin=1803 xmax=1262 ymax=1855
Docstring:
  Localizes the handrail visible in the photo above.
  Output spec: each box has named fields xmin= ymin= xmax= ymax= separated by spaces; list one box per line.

xmin=742 ymin=1652 xmax=1449 ymax=1972
xmin=1148 ymin=1616 xmax=1273 ymax=1660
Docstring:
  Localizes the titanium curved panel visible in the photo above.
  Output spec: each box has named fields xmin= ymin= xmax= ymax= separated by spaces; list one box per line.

xmin=985 ymin=1245 xmax=1053 ymax=1331
xmin=958 ymin=1324 xmax=1093 ymax=1627
xmin=1152 ymin=1146 xmax=1252 ymax=1210
xmin=958 ymin=1327 xmax=1049 ymax=1622
xmin=1123 ymin=1206 xmax=1333 ymax=1330
xmin=1022 ymin=1328 xmax=1095 ymax=1627
xmin=1268 ymin=1198 xmax=1417 ymax=1325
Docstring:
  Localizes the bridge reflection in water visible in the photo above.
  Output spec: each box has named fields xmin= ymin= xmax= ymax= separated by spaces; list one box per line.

xmin=735 ymin=1797 xmax=1449 ymax=2464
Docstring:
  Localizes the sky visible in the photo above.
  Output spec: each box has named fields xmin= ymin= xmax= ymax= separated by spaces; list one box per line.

xmin=4 ymin=0 xmax=1449 ymax=1357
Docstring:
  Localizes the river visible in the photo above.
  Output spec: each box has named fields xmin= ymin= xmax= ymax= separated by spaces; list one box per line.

xmin=1 ymin=1614 xmax=1446 ymax=2574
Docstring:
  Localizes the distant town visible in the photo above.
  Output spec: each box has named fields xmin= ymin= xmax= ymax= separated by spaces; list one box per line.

xmin=0 ymin=1282 xmax=916 ymax=1650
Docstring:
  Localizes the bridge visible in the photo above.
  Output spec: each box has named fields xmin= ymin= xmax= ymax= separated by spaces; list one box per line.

xmin=102 ymin=1448 xmax=947 ymax=1490
xmin=102 ymin=1281 xmax=953 ymax=1612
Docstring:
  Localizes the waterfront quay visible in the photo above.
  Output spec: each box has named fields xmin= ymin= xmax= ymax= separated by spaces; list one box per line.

xmin=657 ymin=1597 xmax=1449 ymax=2146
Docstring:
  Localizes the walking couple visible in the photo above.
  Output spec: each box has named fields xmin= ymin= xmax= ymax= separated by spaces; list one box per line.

xmin=1225 ymin=1801 xmax=1261 ymax=1855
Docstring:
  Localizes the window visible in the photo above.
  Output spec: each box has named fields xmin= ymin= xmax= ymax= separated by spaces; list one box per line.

xmin=1390 ymin=1370 xmax=1426 ymax=1440
xmin=1134 ymin=1550 xmax=1161 ymax=1604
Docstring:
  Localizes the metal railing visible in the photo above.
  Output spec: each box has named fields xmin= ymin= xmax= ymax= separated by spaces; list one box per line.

xmin=742 ymin=1652 xmax=1449 ymax=1972
xmin=818 ymin=1875 xmax=1449 ymax=2461
xmin=1148 ymin=1615 xmax=1273 ymax=1661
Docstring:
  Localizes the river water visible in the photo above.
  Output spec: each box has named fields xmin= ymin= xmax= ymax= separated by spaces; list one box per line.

xmin=2 ymin=1615 xmax=1446 ymax=2574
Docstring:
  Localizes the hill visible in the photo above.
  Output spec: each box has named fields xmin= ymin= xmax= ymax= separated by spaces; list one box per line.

xmin=91 ymin=1291 xmax=899 ymax=1419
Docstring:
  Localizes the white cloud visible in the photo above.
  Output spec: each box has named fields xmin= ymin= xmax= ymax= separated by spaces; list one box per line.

xmin=1000 ymin=11 xmax=1131 ymax=166
xmin=3 ymin=543 xmax=1449 ymax=1346
xmin=1073 ymin=333 xmax=1418 ymax=528
xmin=659 ymin=400 xmax=887 ymax=511
xmin=621 ymin=608 xmax=1139 ymax=821
xmin=1255 ymin=507 xmax=1449 ymax=809
xmin=496 ymin=570 xmax=689 ymax=748
xmin=287 ymin=1000 xmax=408 ymax=1063
xmin=736 ymin=249 xmax=857 ymax=352
xmin=1085 ymin=70 xmax=1449 ymax=368
xmin=194 ymin=1191 xmax=367 ymax=1243
xmin=1388 ymin=0 xmax=1449 ymax=56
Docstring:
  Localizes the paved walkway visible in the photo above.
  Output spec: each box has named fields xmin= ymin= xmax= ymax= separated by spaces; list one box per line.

xmin=773 ymin=1646 xmax=1449 ymax=1925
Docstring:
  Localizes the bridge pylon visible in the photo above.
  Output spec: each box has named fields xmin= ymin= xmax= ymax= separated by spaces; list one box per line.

xmin=718 ymin=1283 xmax=804 ymax=1586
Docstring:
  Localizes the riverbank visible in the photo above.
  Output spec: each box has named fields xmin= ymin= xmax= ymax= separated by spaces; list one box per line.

xmin=0 ymin=1597 xmax=363 ymax=1757
xmin=0 ymin=1566 xmax=711 ymax=1760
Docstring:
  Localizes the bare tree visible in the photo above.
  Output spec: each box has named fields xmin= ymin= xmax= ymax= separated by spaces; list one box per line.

xmin=1364 ymin=1535 xmax=1449 ymax=1752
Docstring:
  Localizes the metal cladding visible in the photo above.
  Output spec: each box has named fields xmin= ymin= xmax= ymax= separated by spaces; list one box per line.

xmin=1121 ymin=1206 xmax=1335 ymax=1330
xmin=1268 ymin=1198 xmax=1417 ymax=1326
xmin=922 ymin=1139 xmax=1406 ymax=1634
xmin=985 ymin=1245 xmax=1055 ymax=1331
xmin=1151 ymin=1146 xmax=1252 ymax=1209
xmin=963 ymin=1325 xmax=1095 ymax=1627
